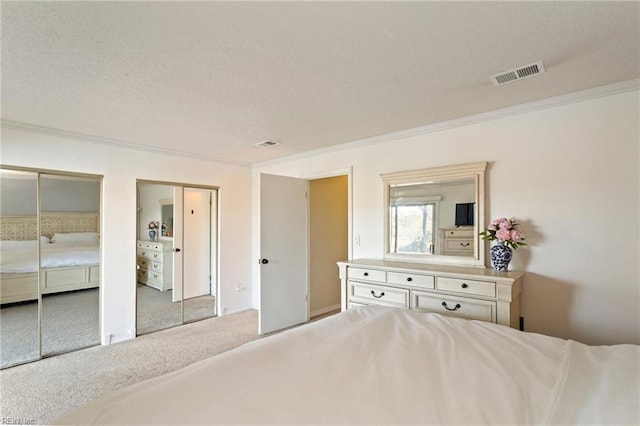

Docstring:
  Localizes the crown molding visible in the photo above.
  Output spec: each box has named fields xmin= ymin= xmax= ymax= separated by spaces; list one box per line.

xmin=3 ymin=78 xmax=637 ymax=170
xmin=253 ymin=78 xmax=639 ymax=169
xmin=0 ymin=120 xmax=251 ymax=168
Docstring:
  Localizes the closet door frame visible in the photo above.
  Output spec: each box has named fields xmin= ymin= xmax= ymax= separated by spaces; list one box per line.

xmin=135 ymin=179 xmax=220 ymax=333
xmin=0 ymin=165 xmax=103 ymax=368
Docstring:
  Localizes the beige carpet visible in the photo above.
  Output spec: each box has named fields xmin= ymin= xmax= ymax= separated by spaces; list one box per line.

xmin=0 ymin=309 xmax=258 ymax=425
xmin=136 ymin=283 xmax=216 ymax=335
xmin=1 ymin=285 xmax=217 ymax=369
xmin=1 ymin=289 xmax=101 ymax=369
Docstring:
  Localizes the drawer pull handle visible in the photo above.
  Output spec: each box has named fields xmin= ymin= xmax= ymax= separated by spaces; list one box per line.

xmin=363 ymin=272 xmax=369 ymax=277
xmin=461 ymin=283 xmax=468 ymax=288
xmin=460 ymin=243 xmax=470 ymax=247
xmin=406 ymin=277 xmax=413 ymax=282
xmin=370 ymin=290 xmax=385 ymax=299
xmin=442 ymin=301 xmax=461 ymax=311
xmin=153 ymin=254 xmax=159 ymax=258
xmin=141 ymin=251 xmax=146 ymax=255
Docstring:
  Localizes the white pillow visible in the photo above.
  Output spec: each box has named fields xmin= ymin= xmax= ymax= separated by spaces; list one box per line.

xmin=51 ymin=232 xmax=99 ymax=245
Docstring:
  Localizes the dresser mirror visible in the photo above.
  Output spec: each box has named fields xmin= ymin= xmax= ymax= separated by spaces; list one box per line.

xmin=159 ymin=198 xmax=174 ymax=239
xmin=382 ymin=162 xmax=487 ymax=267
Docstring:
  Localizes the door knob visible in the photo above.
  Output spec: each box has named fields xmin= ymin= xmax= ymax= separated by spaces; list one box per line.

xmin=259 ymin=258 xmax=269 ymax=264
xmin=174 ymin=248 xmax=181 ymax=253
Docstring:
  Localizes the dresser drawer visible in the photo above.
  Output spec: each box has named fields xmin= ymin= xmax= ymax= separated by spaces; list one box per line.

xmin=137 ymin=258 xmax=150 ymax=270
xmin=147 ymin=260 xmax=163 ymax=272
xmin=146 ymin=270 xmax=163 ymax=283
xmin=347 ymin=267 xmax=386 ymax=283
xmin=138 ymin=267 xmax=163 ymax=281
xmin=349 ymin=282 xmax=409 ymax=308
xmin=411 ymin=291 xmax=496 ymax=322
xmin=387 ymin=271 xmax=434 ymax=289
xmin=137 ymin=248 xmax=164 ymax=261
xmin=444 ymin=228 xmax=474 ymax=238
xmin=137 ymin=268 xmax=148 ymax=283
xmin=444 ymin=239 xmax=473 ymax=252
xmin=137 ymin=241 xmax=165 ymax=251
xmin=138 ymin=267 xmax=165 ymax=285
xmin=436 ymin=277 xmax=495 ymax=298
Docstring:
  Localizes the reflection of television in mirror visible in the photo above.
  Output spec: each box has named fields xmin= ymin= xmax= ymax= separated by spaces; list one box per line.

xmin=455 ymin=202 xmax=475 ymax=227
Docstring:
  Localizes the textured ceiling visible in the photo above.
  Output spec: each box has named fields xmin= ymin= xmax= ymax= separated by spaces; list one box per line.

xmin=2 ymin=2 xmax=639 ymax=166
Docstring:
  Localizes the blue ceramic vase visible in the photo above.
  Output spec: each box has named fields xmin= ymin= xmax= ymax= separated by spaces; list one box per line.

xmin=490 ymin=242 xmax=512 ymax=271
xmin=148 ymin=229 xmax=157 ymax=241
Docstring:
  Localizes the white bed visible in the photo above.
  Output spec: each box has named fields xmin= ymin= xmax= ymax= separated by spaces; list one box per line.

xmin=0 ymin=213 xmax=100 ymax=304
xmin=56 ymin=306 xmax=639 ymax=425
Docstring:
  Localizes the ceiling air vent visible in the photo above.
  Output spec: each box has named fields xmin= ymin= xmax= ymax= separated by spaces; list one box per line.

xmin=490 ymin=61 xmax=545 ymax=86
xmin=255 ymin=140 xmax=279 ymax=148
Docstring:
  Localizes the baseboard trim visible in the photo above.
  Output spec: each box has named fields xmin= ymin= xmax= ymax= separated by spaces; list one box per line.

xmin=311 ymin=304 xmax=341 ymax=318
xmin=221 ymin=306 xmax=254 ymax=316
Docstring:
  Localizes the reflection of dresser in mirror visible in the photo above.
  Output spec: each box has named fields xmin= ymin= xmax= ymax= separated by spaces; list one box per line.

xmin=441 ymin=227 xmax=474 ymax=256
xmin=137 ymin=240 xmax=173 ymax=291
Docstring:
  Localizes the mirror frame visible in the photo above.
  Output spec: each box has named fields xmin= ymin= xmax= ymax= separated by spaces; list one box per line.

xmin=381 ymin=161 xmax=487 ymax=267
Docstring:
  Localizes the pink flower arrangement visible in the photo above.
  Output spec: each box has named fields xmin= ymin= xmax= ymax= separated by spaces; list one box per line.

xmin=147 ymin=220 xmax=159 ymax=230
xmin=479 ymin=217 xmax=527 ymax=250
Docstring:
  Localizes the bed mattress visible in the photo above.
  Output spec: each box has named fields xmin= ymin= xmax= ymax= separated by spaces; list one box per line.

xmin=56 ymin=305 xmax=639 ymax=425
xmin=0 ymin=241 xmax=99 ymax=273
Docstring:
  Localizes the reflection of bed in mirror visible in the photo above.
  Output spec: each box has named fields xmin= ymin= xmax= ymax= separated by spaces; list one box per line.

xmin=0 ymin=212 xmax=100 ymax=305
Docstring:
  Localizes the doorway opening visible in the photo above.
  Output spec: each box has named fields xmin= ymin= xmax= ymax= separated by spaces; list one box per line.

xmin=259 ymin=170 xmax=350 ymax=335
xmin=309 ymin=175 xmax=348 ymax=319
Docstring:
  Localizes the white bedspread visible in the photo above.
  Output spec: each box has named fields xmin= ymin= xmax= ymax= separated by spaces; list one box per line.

xmin=0 ymin=241 xmax=99 ymax=273
xmin=56 ymin=306 xmax=639 ymax=425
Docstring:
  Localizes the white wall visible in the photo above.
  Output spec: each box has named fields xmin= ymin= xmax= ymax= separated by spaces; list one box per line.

xmin=1 ymin=127 xmax=253 ymax=344
xmin=253 ymin=89 xmax=640 ymax=346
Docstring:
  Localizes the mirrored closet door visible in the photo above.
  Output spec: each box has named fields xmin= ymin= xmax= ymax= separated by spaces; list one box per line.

xmin=40 ymin=174 xmax=101 ymax=357
xmin=0 ymin=167 xmax=102 ymax=369
xmin=136 ymin=182 xmax=217 ymax=336
xmin=0 ymin=169 xmax=40 ymax=368
xmin=182 ymin=187 xmax=217 ymax=323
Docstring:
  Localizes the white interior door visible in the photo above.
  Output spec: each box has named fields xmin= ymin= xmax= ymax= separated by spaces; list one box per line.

xmin=259 ymin=173 xmax=308 ymax=335
xmin=183 ymin=188 xmax=211 ymax=299
xmin=172 ymin=187 xmax=183 ymax=303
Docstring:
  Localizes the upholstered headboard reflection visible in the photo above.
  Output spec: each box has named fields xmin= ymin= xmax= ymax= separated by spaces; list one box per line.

xmin=0 ymin=212 xmax=100 ymax=240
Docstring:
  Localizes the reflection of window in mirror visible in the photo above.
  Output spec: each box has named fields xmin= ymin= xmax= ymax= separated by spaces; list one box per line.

xmin=389 ymin=192 xmax=439 ymax=255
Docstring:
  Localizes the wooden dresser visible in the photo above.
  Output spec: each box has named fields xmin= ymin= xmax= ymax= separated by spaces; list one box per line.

xmin=137 ymin=240 xmax=173 ymax=291
xmin=337 ymin=259 xmax=523 ymax=329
